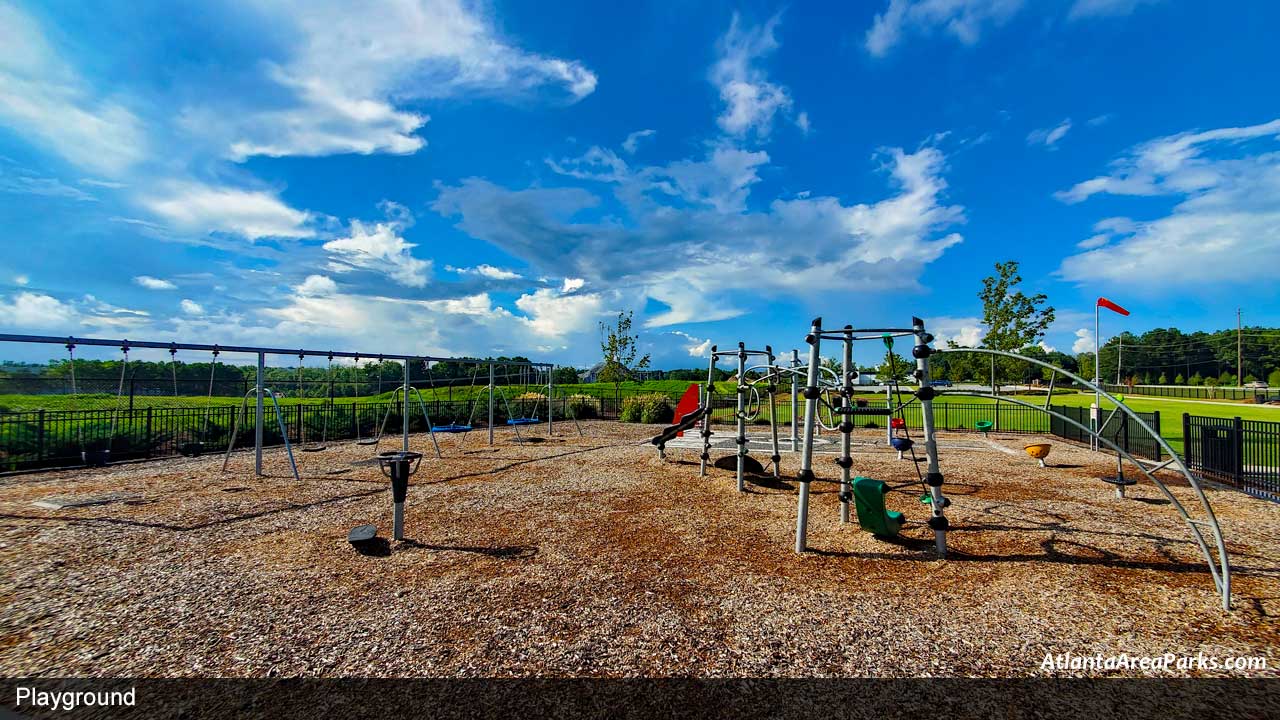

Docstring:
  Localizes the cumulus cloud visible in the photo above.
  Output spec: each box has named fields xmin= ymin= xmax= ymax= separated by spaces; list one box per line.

xmin=142 ymin=181 xmax=314 ymax=240
xmin=436 ymin=143 xmax=964 ymax=328
xmin=133 ymin=275 xmax=176 ymax=290
xmin=179 ymin=299 xmax=204 ymax=315
xmin=1056 ymin=119 xmax=1280 ymax=285
xmin=927 ymin=316 xmax=984 ymax=347
xmin=514 ymin=287 xmax=608 ymax=338
xmin=710 ymin=13 xmax=803 ymax=139
xmin=1027 ymin=119 xmax=1072 ymax=149
xmin=560 ymin=278 xmax=585 ymax=293
xmin=323 ymin=211 xmax=431 ymax=288
xmin=0 ymin=291 xmax=150 ymax=333
xmin=1072 ymin=328 xmax=1094 ymax=354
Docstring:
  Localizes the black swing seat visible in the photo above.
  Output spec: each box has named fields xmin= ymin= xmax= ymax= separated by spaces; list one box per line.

xmin=179 ymin=442 xmax=206 ymax=457
xmin=434 ymin=424 xmax=473 ymax=433
xmin=81 ymin=449 xmax=111 ymax=467
xmin=301 ymin=444 xmax=328 ymax=453
xmin=1100 ymin=475 xmax=1138 ymax=486
xmin=355 ymin=438 xmax=380 ymax=446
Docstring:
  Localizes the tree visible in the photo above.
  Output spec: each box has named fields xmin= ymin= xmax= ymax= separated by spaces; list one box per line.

xmin=1174 ymin=373 xmax=1185 ymax=385
xmin=1157 ymin=372 xmax=1168 ymax=385
xmin=597 ymin=311 xmax=651 ymax=395
xmin=551 ymin=366 xmax=581 ymax=385
xmin=873 ymin=351 xmax=913 ymax=383
xmin=1269 ymin=369 xmax=1280 ymax=387
xmin=979 ymin=261 xmax=1055 ymax=391
xmin=1189 ymin=372 xmax=1203 ymax=386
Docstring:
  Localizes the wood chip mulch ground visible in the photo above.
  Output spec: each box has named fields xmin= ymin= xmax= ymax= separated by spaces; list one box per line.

xmin=0 ymin=422 xmax=1276 ymax=678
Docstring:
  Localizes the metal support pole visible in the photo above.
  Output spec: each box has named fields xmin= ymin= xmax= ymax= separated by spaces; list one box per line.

xmin=701 ymin=349 xmax=717 ymax=477
xmin=796 ymin=318 xmax=822 ymax=553
xmin=790 ymin=349 xmax=799 ymax=452
xmin=403 ymin=358 xmax=410 ymax=452
xmin=840 ymin=327 xmax=853 ymax=524
xmin=255 ymin=352 xmax=264 ymax=476
xmin=736 ymin=342 xmax=747 ymax=492
xmin=488 ymin=362 xmax=495 ymax=446
xmin=914 ymin=317 xmax=948 ymax=556
xmin=767 ymin=347 xmax=780 ymax=479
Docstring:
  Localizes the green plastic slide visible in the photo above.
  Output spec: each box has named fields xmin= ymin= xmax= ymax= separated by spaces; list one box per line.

xmin=852 ymin=477 xmax=904 ymax=538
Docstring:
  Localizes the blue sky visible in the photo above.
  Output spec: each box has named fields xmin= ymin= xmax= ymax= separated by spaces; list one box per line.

xmin=1 ymin=0 xmax=1278 ymax=369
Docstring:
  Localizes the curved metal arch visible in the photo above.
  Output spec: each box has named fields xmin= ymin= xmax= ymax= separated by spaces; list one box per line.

xmin=936 ymin=347 xmax=1231 ymax=610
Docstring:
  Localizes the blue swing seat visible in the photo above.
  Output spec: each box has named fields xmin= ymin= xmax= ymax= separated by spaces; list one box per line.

xmin=434 ymin=423 xmax=473 ymax=433
xmin=506 ymin=417 xmax=540 ymax=426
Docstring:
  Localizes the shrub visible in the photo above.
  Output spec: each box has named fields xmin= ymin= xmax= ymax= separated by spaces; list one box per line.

xmin=1269 ymin=369 xmax=1280 ymax=387
xmin=619 ymin=393 xmax=674 ymax=424
xmin=1174 ymin=374 xmax=1185 ymax=385
xmin=563 ymin=394 xmax=598 ymax=419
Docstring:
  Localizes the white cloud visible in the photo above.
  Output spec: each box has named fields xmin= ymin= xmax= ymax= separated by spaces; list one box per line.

xmin=295 ymin=274 xmax=339 ymax=297
xmin=669 ymin=330 xmax=713 ymax=357
xmin=0 ymin=165 xmax=98 ymax=202
xmin=133 ymin=275 xmax=177 ymax=290
xmin=865 ymin=0 xmax=1024 ymax=57
xmin=560 ymin=277 xmax=585 ymax=293
xmin=0 ymin=291 xmax=150 ymax=333
xmin=1037 ymin=341 xmax=1056 ymax=353
xmin=445 ymin=264 xmax=523 ymax=280
xmin=143 ymin=181 xmax=314 ymax=240
xmin=1068 ymin=0 xmax=1161 ymax=20
xmin=214 ymin=0 xmax=596 ymax=161
xmin=622 ymin=129 xmax=656 ymax=155
xmin=1027 ymin=119 xmax=1072 ymax=149
xmin=323 ymin=217 xmax=431 ymax=288
xmin=710 ymin=13 xmax=801 ymax=139
xmin=0 ymin=292 xmax=76 ymax=328
xmin=1076 ymin=234 xmax=1110 ymax=249
xmin=179 ymin=299 xmax=204 ymax=315
xmin=435 ymin=143 xmax=964 ymax=328
xmin=514 ymin=287 xmax=607 ymax=338
xmin=1057 ymin=119 xmax=1280 ymax=285
xmin=927 ymin=316 xmax=984 ymax=347
xmin=0 ymin=3 xmax=145 ymax=174
xmin=1072 ymin=328 xmax=1094 ymax=354
xmin=13 ymin=275 xmax=28 ymax=286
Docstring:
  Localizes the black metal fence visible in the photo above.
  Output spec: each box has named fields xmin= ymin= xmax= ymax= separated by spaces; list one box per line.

xmin=703 ymin=397 xmax=1165 ymax=460
xmin=1182 ymin=414 xmax=1279 ymax=501
xmin=1103 ymin=382 xmax=1279 ymax=403
xmin=0 ymin=397 xmax=597 ymax=472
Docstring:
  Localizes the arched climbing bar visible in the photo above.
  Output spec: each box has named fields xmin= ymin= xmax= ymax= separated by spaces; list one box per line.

xmin=935 ymin=347 xmax=1231 ymax=610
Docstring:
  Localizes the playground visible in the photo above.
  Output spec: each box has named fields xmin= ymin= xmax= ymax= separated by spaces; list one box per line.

xmin=1 ymin=421 xmax=1278 ymax=677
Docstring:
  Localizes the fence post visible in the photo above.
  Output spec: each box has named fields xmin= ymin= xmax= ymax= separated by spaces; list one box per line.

xmin=297 ymin=404 xmax=304 ymax=444
xmin=994 ymin=401 xmax=1000 ymax=432
xmin=1182 ymin=412 xmax=1191 ymax=464
xmin=145 ymin=407 xmax=153 ymax=457
xmin=1232 ymin=416 xmax=1244 ymax=488
xmin=1121 ymin=409 xmax=1130 ymax=456
xmin=129 ymin=378 xmax=135 ymax=412
xmin=351 ymin=404 xmax=358 ymax=438
xmin=1151 ymin=410 xmax=1161 ymax=461
xmin=37 ymin=409 xmax=45 ymax=462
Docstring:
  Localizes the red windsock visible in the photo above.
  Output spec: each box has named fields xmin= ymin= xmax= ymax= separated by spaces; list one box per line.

xmin=1097 ymin=297 xmax=1130 ymax=316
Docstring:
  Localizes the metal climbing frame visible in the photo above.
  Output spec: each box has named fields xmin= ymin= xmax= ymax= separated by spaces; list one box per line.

xmin=700 ymin=343 xmax=783 ymax=489
xmin=794 ymin=318 xmax=949 ymax=552
xmin=933 ymin=346 xmax=1232 ymax=611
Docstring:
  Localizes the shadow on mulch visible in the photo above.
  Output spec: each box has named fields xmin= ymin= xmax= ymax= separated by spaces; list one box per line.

xmin=747 ymin=476 xmax=794 ymax=491
xmin=396 ymin=539 xmax=539 ymax=560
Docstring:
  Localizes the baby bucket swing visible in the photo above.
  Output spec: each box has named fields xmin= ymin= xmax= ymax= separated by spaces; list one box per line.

xmin=179 ymin=346 xmax=221 ymax=457
xmin=66 ymin=339 xmax=130 ymax=467
xmin=355 ymin=356 xmax=386 ymax=447
xmin=298 ymin=353 xmax=334 ymax=453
